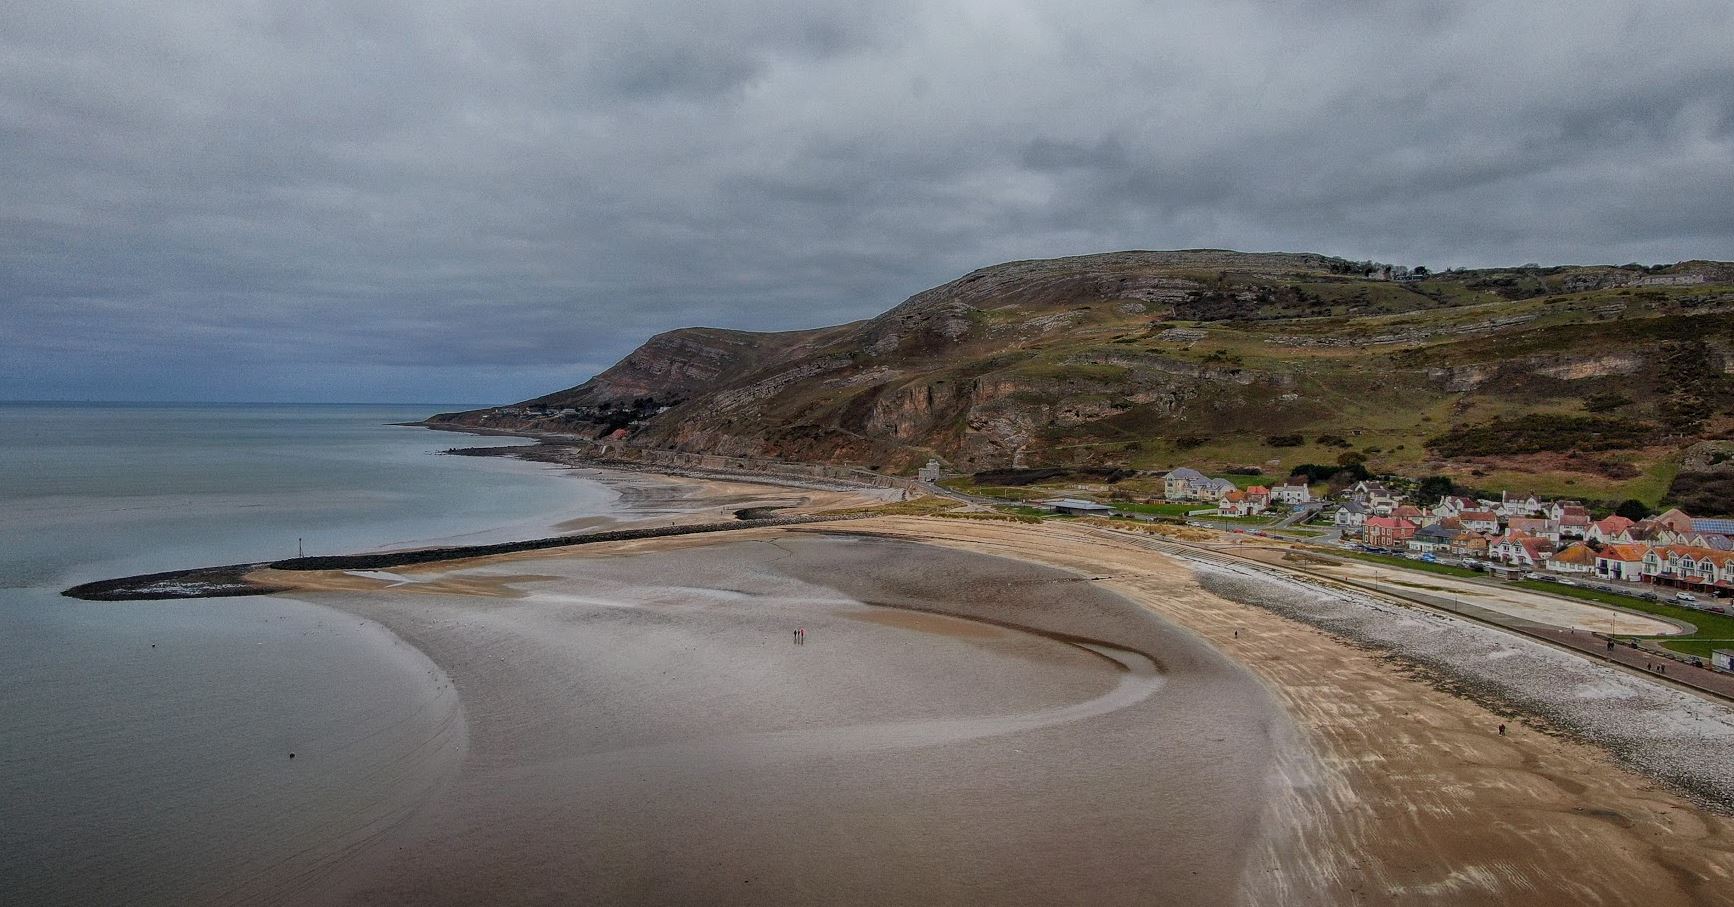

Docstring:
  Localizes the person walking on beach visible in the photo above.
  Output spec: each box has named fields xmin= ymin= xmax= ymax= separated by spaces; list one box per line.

xmin=1498 ymin=724 xmax=1506 ymax=736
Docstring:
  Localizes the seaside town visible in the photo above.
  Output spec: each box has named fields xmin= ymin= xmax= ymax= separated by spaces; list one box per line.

xmin=1158 ymin=468 xmax=1734 ymax=603
xmin=1041 ymin=465 xmax=1734 ymax=608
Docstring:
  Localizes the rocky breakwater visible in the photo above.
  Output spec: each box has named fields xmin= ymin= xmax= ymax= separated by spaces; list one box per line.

xmin=63 ymin=514 xmax=869 ymax=602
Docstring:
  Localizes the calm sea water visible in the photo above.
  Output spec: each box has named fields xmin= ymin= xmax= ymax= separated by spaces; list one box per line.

xmin=0 ymin=403 xmax=618 ymax=904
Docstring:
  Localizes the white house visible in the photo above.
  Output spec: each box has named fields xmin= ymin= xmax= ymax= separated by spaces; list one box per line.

xmin=1498 ymin=493 xmax=1546 ymax=518
xmin=1586 ymin=515 xmax=1636 ymax=543
xmin=1334 ymin=501 xmax=1368 ymax=531
xmin=1271 ymin=480 xmax=1311 ymax=505
xmin=1595 ymin=544 xmax=1648 ymax=582
xmin=1349 ymin=481 xmax=1402 ymax=514
xmin=1456 ymin=510 xmax=1501 ymax=534
xmin=1489 ymin=534 xmax=1550 ymax=568
xmin=1548 ymin=542 xmax=1598 ymax=575
xmin=1219 ymin=490 xmax=1267 ymax=517
xmin=1432 ymin=496 xmax=1478 ymax=518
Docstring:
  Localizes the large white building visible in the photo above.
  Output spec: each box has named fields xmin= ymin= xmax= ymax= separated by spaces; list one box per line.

xmin=1163 ymin=467 xmax=1235 ymax=501
xmin=1271 ymin=480 xmax=1311 ymax=505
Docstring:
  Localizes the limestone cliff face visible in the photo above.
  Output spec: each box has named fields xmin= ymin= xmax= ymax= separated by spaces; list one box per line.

xmin=431 ymin=250 xmax=1734 ymax=475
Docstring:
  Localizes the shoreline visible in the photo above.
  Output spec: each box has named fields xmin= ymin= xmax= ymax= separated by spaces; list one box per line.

xmin=64 ymin=455 xmax=896 ymax=601
xmin=58 ymin=448 xmax=1734 ymax=900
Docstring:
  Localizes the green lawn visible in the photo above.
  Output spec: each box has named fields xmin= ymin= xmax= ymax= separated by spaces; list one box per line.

xmin=1112 ymin=501 xmax=1200 ymax=516
xmin=1192 ymin=512 xmax=1282 ymax=525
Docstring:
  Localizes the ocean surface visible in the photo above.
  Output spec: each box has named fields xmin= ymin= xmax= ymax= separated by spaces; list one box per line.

xmin=0 ymin=403 xmax=618 ymax=904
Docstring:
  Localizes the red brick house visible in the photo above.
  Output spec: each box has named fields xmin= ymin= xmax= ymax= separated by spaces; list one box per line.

xmin=1365 ymin=516 xmax=1417 ymax=549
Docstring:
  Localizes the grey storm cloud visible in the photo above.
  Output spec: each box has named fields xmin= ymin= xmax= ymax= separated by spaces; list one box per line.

xmin=2 ymin=0 xmax=1732 ymax=402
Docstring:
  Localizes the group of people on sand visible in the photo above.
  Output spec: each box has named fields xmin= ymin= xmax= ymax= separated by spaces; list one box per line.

xmin=792 ymin=627 xmax=806 ymax=645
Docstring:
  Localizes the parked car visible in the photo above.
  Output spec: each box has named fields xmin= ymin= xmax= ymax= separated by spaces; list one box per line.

xmin=1675 ymin=592 xmax=1699 ymax=604
xmin=1524 ymin=572 xmax=1544 ymax=580
xmin=1558 ymin=579 xmax=1577 ymax=586
xmin=1641 ymin=592 xmax=1660 ymax=601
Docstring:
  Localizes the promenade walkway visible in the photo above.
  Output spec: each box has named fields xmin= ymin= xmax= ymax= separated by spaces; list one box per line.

xmin=1093 ymin=526 xmax=1734 ymax=705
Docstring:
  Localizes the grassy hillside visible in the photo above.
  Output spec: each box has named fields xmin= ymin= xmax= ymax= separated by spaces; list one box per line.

xmin=432 ymin=251 xmax=1734 ymax=512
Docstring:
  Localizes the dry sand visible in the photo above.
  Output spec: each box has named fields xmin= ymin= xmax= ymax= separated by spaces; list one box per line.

xmin=255 ymin=511 xmax=1734 ymax=904
xmin=828 ymin=518 xmax=1734 ymax=905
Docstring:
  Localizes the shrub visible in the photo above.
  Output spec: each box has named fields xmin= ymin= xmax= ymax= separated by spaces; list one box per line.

xmin=1291 ymin=462 xmax=1370 ymax=484
xmin=1316 ymin=434 xmax=1352 ymax=448
xmin=1426 ymin=414 xmax=1657 ymax=458
xmin=1417 ymin=475 xmax=1455 ymax=501
xmin=1266 ymin=434 xmax=1305 ymax=447
xmin=1664 ymin=472 xmax=1734 ymax=517
xmin=1615 ymin=499 xmax=1652 ymax=521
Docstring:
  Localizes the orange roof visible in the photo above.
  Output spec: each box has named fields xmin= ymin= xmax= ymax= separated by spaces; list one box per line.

xmin=1656 ymin=545 xmax=1734 ymax=568
xmin=1552 ymin=543 xmax=1597 ymax=566
xmin=1600 ymin=544 xmax=1649 ymax=562
xmin=1460 ymin=511 xmax=1498 ymax=522
xmin=1224 ymin=491 xmax=1246 ymax=502
xmin=1247 ymin=485 xmax=1269 ymax=494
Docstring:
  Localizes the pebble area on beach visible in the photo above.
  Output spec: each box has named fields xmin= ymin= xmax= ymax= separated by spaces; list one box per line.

xmin=1196 ymin=563 xmax=1734 ymax=808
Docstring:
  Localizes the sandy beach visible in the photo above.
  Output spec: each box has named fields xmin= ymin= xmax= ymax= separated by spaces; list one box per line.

xmin=276 ymin=532 xmax=1304 ymax=905
xmin=241 ymin=501 xmax=1734 ymax=904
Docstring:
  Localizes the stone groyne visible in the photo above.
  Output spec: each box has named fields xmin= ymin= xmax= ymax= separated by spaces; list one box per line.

xmin=64 ymin=514 xmax=866 ymax=601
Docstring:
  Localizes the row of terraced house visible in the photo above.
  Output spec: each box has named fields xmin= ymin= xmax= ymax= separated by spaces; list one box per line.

xmin=1331 ymin=483 xmax=1734 ymax=597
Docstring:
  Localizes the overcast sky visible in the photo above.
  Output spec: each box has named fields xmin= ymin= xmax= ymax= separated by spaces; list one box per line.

xmin=4 ymin=1 xmax=1732 ymax=403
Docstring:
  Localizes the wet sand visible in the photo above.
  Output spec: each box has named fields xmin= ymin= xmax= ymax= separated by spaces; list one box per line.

xmin=285 ymin=534 xmax=1307 ymax=905
xmin=545 ymin=466 xmax=897 ymax=532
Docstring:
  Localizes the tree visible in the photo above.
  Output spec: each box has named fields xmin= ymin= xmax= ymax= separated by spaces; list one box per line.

xmin=1615 ymin=499 xmax=1652 ymax=521
xmin=1336 ymin=450 xmax=1367 ymax=467
xmin=1417 ymin=475 xmax=1455 ymax=502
